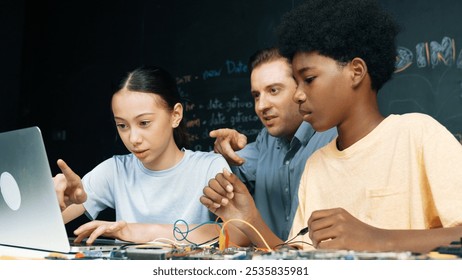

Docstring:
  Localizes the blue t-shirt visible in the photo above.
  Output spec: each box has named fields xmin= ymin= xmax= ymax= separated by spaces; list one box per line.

xmin=82 ymin=149 xmax=229 ymax=224
xmin=233 ymin=122 xmax=337 ymax=240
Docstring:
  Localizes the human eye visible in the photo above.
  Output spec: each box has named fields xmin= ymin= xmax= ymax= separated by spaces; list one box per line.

xmin=115 ymin=122 xmax=127 ymax=130
xmin=251 ymin=91 xmax=260 ymax=100
xmin=269 ymin=86 xmax=280 ymax=95
xmin=304 ymin=76 xmax=315 ymax=84
xmin=139 ymin=120 xmax=151 ymax=127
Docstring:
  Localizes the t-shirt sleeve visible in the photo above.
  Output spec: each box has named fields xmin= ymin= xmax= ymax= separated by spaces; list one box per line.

xmin=421 ymin=117 xmax=462 ymax=227
xmin=81 ymin=157 xmax=116 ymax=219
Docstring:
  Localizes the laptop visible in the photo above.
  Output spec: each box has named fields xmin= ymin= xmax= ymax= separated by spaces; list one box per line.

xmin=0 ymin=126 xmax=130 ymax=255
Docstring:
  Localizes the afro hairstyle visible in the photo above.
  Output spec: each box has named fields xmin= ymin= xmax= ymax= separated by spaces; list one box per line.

xmin=276 ymin=0 xmax=400 ymax=91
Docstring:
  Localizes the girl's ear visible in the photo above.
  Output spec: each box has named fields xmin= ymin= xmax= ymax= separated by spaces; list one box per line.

xmin=172 ymin=103 xmax=183 ymax=128
xmin=349 ymin=57 xmax=368 ymax=88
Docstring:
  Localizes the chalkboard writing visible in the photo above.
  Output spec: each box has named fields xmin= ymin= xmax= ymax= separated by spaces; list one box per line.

xmin=176 ymin=59 xmax=262 ymax=151
xmin=395 ymin=36 xmax=461 ymax=71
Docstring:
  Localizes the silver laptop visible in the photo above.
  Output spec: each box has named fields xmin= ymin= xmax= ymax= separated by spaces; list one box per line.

xmin=0 ymin=126 xmax=129 ymax=254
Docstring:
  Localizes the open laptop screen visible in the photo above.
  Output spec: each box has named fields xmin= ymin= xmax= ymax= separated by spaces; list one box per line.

xmin=0 ymin=127 xmax=130 ymax=254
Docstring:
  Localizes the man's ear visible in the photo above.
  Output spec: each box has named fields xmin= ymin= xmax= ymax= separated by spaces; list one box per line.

xmin=172 ymin=103 xmax=183 ymax=128
xmin=349 ymin=57 xmax=368 ymax=88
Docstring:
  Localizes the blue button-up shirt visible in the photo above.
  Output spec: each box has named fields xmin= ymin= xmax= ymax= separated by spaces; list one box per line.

xmin=232 ymin=122 xmax=337 ymax=240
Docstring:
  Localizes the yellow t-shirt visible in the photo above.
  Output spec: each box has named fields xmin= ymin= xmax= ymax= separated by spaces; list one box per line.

xmin=290 ymin=113 xmax=462 ymax=250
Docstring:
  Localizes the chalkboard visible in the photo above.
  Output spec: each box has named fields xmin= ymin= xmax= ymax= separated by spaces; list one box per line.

xmin=164 ymin=0 xmax=462 ymax=151
xmin=177 ymin=72 xmax=262 ymax=151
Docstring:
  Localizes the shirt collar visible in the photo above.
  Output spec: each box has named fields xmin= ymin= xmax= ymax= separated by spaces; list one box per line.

xmin=294 ymin=121 xmax=316 ymax=146
xmin=276 ymin=121 xmax=316 ymax=147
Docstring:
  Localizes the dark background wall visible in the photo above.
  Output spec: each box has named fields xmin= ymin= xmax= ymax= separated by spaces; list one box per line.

xmin=1 ymin=0 xmax=24 ymax=139
xmin=1 ymin=0 xmax=462 ymax=233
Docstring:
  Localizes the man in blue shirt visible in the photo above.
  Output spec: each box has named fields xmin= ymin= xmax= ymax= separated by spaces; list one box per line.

xmin=210 ymin=47 xmax=337 ymax=240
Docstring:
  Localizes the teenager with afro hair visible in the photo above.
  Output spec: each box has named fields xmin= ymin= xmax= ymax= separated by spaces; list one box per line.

xmin=201 ymin=0 xmax=462 ymax=254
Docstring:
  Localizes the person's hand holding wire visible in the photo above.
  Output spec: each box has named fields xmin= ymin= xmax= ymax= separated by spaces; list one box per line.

xmin=201 ymin=168 xmax=257 ymax=224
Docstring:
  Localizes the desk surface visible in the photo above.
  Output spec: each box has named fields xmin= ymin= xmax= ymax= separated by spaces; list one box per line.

xmin=0 ymin=245 xmax=65 ymax=259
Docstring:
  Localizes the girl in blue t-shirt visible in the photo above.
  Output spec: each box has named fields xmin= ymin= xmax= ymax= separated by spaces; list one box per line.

xmin=53 ymin=66 xmax=230 ymax=245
